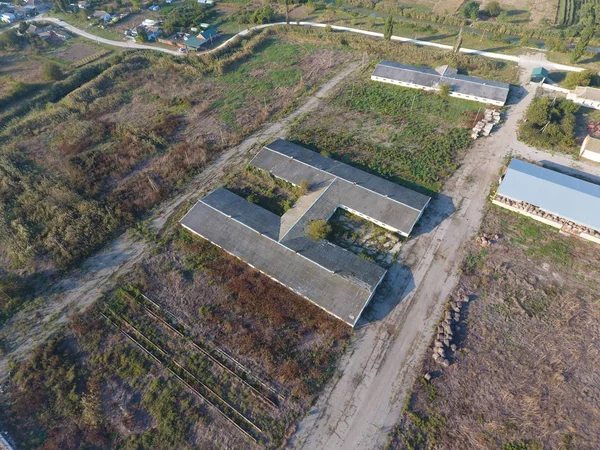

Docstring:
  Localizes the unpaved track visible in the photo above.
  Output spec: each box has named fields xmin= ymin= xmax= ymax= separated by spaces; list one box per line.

xmin=18 ymin=19 xmax=584 ymax=73
xmin=0 ymin=61 xmax=360 ymax=381
xmin=289 ymin=68 xmax=600 ymax=449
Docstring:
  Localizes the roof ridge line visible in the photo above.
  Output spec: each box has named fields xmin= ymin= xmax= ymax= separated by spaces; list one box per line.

xmin=263 ymin=144 xmax=423 ymax=213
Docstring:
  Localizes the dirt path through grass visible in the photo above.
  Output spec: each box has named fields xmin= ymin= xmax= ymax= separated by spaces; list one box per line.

xmin=0 ymin=61 xmax=361 ymax=382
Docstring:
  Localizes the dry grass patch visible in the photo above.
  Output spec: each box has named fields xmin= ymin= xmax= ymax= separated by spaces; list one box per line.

xmin=390 ymin=205 xmax=600 ymax=450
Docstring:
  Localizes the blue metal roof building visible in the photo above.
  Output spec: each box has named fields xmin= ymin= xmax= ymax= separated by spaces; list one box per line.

xmin=497 ymin=159 xmax=600 ymax=232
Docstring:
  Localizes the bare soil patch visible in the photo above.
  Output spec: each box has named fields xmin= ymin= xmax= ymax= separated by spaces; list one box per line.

xmin=54 ymin=42 xmax=99 ymax=63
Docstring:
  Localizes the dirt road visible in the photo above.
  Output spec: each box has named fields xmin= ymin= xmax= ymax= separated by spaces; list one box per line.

xmin=288 ymin=67 xmax=600 ymax=449
xmin=21 ymin=19 xmax=584 ymax=73
xmin=0 ymin=61 xmax=360 ymax=381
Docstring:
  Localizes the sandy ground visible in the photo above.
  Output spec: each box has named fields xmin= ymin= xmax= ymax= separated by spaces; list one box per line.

xmin=0 ymin=61 xmax=361 ymax=381
xmin=288 ymin=55 xmax=600 ymax=450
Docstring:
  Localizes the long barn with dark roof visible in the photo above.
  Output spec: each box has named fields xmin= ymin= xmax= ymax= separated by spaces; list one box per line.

xmin=372 ymin=60 xmax=510 ymax=106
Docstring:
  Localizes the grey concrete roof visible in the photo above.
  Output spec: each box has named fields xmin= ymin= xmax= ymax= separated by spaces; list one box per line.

xmin=573 ymin=86 xmax=600 ymax=102
xmin=180 ymin=140 xmax=430 ymax=326
xmin=252 ymin=139 xmax=430 ymax=235
xmin=498 ymin=159 xmax=600 ymax=232
xmin=373 ymin=60 xmax=510 ymax=104
xmin=181 ymin=189 xmax=385 ymax=327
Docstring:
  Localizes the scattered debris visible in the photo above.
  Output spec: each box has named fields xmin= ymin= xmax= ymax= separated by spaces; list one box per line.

xmin=471 ymin=108 xmax=501 ymax=139
xmin=432 ymin=293 xmax=473 ymax=366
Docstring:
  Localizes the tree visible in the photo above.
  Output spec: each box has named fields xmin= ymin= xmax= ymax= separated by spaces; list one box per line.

xmin=563 ymin=70 xmax=595 ymax=89
xmin=439 ymin=83 xmax=451 ymax=98
xmin=136 ymin=28 xmax=148 ymax=43
xmin=285 ymin=0 xmax=289 ymax=25
xmin=18 ymin=22 xmax=29 ymax=34
xmin=383 ymin=15 xmax=394 ymax=40
xmin=52 ymin=0 xmax=70 ymax=13
xmin=306 ymin=220 xmax=332 ymax=241
xmin=570 ymin=20 xmax=594 ymax=63
xmin=453 ymin=26 xmax=463 ymax=53
xmin=461 ymin=1 xmax=480 ymax=20
xmin=41 ymin=62 xmax=63 ymax=81
xmin=486 ymin=1 xmax=502 ymax=17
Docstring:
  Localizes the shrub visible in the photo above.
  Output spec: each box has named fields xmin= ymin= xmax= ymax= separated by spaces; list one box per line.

xmin=299 ymin=179 xmax=310 ymax=195
xmin=41 ymin=62 xmax=63 ymax=81
xmin=306 ymin=219 xmax=332 ymax=241
xmin=486 ymin=1 xmax=502 ymax=17
xmin=439 ymin=83 xmax=451 ymax=98
xmin=563 ymin=70 xmax=594 ymax=89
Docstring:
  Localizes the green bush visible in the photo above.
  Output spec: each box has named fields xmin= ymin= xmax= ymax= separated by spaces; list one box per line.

xmin=306 ymin=219 xmax=332 ymax=241
xmin=41 ymin=62 xmax=63 ymax=81
xmin=563 ymin=69 xmax=594 ymax=89
xmin=518 ymin=96 xmax=578 ymax=152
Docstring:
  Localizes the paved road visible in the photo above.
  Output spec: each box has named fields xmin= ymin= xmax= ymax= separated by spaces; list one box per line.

xmin=288 ymin=66 xmax=600 ymax=449
xmin=0 ymin=61 xmax=362 ymax=382
xmin=22 ymin=18 xmax=585 ymax=72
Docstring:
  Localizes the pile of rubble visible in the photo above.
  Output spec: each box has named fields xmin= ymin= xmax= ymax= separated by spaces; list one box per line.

xmin=477 ymin=233 xmax=500 ymax=247
xmin=432 ymin=295 xmax=469 ymax=367
xmin=471 ymin=109 xmax=501 ymax=139
xmin=495 ymin=195 xmax=600 ymax=238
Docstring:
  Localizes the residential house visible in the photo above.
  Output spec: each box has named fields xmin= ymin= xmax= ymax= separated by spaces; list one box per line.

xmin=90 ymin=10 xmax=111 ymax=22
xmin=161 ymin=27 xmax=218 ymax=50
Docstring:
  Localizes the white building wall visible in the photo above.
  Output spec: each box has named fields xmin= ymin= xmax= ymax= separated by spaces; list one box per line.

xmin=581 ymin=149 xmax=600 ymax=163
xmin=371 ymin=75 xmax=503 ymax=106
xmin=567 ymin=93 xmax=600 ymax=111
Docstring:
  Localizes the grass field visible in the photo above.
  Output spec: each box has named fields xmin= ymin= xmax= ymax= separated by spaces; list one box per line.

xmin=389 ymin=204 xmax=600 ymax=449
xmin=286 ymin=61 xmax=503 ymax=193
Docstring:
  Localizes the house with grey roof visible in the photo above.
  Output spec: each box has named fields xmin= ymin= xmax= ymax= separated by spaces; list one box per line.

xmin=493 ymin=159 xmax=600 ymax=244
xmin=372 ymin=61 xmax=510 ymax=106
xmin=181 ymin=139 xmax=430 ymax=327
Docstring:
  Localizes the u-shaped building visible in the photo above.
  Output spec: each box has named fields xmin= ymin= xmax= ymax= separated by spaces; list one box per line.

xmin=181 ymin=139 xmax=430 ymax=326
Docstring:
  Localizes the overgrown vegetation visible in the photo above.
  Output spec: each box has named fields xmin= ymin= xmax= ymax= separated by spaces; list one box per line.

xmin=328 ymin=208 xmax=402 ymax=267
xmin=0 ymin=221 xmax=351 ymax=448
xmin=226 ymin=165 xmax=302 ymax=215
xmin=289 ymin=68 xmax=482 ymax=192
xmin=0 ymin=31 xmax=352 ymax=323
xmin=389 ymin=205 xmax=600 ymax=449
xmin=306 ymin=219 xmax=332 ymax=241
xmin=518 ymin=96 xmax=578 ymax=152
